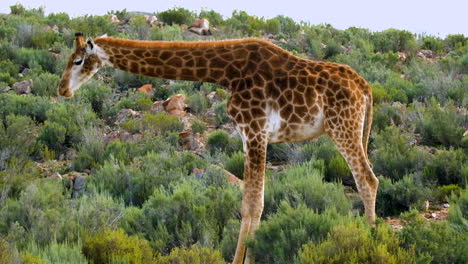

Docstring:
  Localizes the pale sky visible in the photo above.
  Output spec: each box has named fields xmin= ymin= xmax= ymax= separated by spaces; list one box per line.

xmin=1 ymin=0 xmax=467 ymax=37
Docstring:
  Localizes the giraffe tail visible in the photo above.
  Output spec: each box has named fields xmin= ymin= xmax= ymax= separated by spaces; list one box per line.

xmin=362 ymin=89 xmax=373 ymax=157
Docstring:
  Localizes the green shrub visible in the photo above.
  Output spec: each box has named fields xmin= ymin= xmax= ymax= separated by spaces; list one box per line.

xmin=0 ymin=93 xmax=51 ymax=122
xmin=38 ymin=120 xmax=66 ymax=152
xmin=264 ymin=18 xmax=280 ymax=35
xmin=187 ymin=93 xmax=209 ymax=115
xmin=40 ymin=102 xmax=98 ymax=150
xmin=215 ymin=100 xmax=230 ymax=126
xmin=372 ymin=29 xmax=417 ymax=53
xmin=324 ymin=39 xmax=343 ymax=59
xmin=150 ymin=25 xmax=184 ymax=41
xmin=299 ymin=223 xmax=417 ymax=264
xmin=130 ymin=15 xmax=150 ymax=40
xmin=23 ymin=239 xmax=87 ymax=264
xmin=141 ymin=113 xmax=183 ymax=135
xmin=207 ymin=130 xmax=241 ymax=155
xmin=398 ymin=210 xmax=468 ymax=263
xmin=72 ymin=127 xmax=106 ymax=171
xmin=74 ymin=79 xmax=113 ymax=116
xmin=0 ymin=59 xmax=18 ymax=85
xmin=421 ymin=36 xmax=445 ymax=54
xmin=371 ymin=126 xmax=427 ymax=180
xmin=14 ymin=47 xmax=55 ymax=73
xmin=249 ymin=202 xmax=355 ymax=264
xmin=377 ymin=175 xmax=431 ymax=216
xmin=199 ymin=9 xmax=224 ymax=28
xmin=445 ymin=34 xmax=466 ymax=51
xmin=223 ymin=151 xmax=244 ymax=179
xmin=327 ymin=154 xmax=353 ymax=184
xmin=70 ymin=15 xmax=118 ymax=37
xmin=191 ymin=119 xmax=207 ymax=134
xmin=31 ymin=72 xmax=60 ymax=97
xmin=422 ymin=149 xmax=467 ymax=186
xmin=82 ymin=228 xmax=154 ymax=264
xmin=157 ymin=7 xmax=196 ymax=26
xmin=415 ymin=99 xmax=464 ymax=148
xmin=121 ymin=118 xmax=141 ymax=134
xmin=155 ymin=246 xmax=225 ymax=264
xmin=447 ymin=188 xmax=468 ymax=231
xmin=264 ymin=161 xmax=351 ymax=216
xmin=0 ymin=114 xmax=39 ymax=168
xmin=435 ymin=184 xmax=463 ymax=203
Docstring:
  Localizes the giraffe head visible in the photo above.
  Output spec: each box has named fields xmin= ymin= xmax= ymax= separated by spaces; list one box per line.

xmin=58 ymin=33 xmax=103 ymax=97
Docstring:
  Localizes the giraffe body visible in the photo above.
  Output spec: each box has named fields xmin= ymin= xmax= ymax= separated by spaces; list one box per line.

xmin=59 ymin=34 xmax=378 ymax=264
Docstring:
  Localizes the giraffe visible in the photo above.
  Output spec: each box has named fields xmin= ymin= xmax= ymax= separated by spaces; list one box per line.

xmin=59 ymin=33 xmax=378 ymax=264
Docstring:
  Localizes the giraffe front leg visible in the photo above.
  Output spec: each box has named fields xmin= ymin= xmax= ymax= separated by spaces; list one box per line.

xmin=232 ymin=133 xmax=267 ymax=264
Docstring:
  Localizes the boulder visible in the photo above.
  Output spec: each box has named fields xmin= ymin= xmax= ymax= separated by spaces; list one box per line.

xmin=72 ymin=174 xmax=86 ymax=198
xmin=137 ymin=84 xmax=153 ymax=94
xmin=115 ymin=108 xmax=140 ymax=124
xmin=189 ymin=18 xmax=211 ymax=35
xmin=12 ymin=80 xmax=32 ymax=95
xmin=178 ymin=131 xmax=204 ymax=151
xmin=418 ymin=49 xmax=435 ymax=59
xmin=163 ymin=94 xmax=187 ymax=117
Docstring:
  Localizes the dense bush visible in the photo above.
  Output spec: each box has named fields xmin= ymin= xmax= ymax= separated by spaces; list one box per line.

xmin=155 ymin=246 xmax=225 ymax=264
xmin=422 ymin=149 xmax=467 ymax=186
xmin=299 ymin=223 xmax=418 ymax=264
xmin=31 ymin=72 xmax=60 ymax=97
xmin=215 ymin=100 xmax=230 ymax=126
xmin=0 ymin=93 xmax=51 ymax=122
xmin=82 ymin=228 xmax=154 ymax=264
xmin=223 ymin=151 xmax=244 ymax=179
xmin=207 ymin=130 xmax=241 ymax=155
xmin=150 ymin=25 xmax=184 ymax=41
xmin=157 ymin=7 xmax=196 ymax=26
xmin=371 ymin=126 xmax=429 ymax=180
xmin=22 ymin=240 xmax=87 ymax=264
xmin=249 ymin=202 xmax=355 ymax=264
xmin=377 ymin=175 xmax=431 ymax=216
xmin=398 ymin=210 xmax=468 ymax=263
xmin=264 ymin=161 xmax=352 ymax=216
xmin=74 ymin=79 xmax=113 ymax=116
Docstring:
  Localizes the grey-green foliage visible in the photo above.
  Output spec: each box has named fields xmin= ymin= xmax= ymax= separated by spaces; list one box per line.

xmin=371 ymin=126 xmax=429 ymax=180
xmin=22 ymin=239 xmax=87 ymax=264
xmin=264 ymin=160 xmax=352 ymax=217
xmin=249 ymin=202 xmax=357 ymax=264
xmin=91 ymin=151 xmax=208 ymax=206
xmin=377 ymin=175 xmax=431 ymax=216
xmin=141 ymin=178 xmax=240 ymax=254
xmin=398 ymin=210 xmax=468 ymax=264
xmin=0 ymin=93 xmax=51 ymax=122
xmin=31 ymin=72 xmax=60 ymax=97
xmin=0 ymin=115 xmax=39 ymax=169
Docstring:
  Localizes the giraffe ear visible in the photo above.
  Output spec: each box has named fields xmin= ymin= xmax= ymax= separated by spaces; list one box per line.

xmin=86 ymin=38 xmax=94 ymax=52
xmin=75 ymin=32 xmax=86 ymax=51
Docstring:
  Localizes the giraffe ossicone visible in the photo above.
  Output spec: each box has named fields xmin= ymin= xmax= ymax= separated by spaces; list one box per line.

xmin=59 ymin=34 xmax=379 ymax=264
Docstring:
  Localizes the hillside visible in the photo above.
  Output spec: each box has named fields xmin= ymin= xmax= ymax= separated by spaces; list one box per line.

xmin=0 ymin=3 xmax=467 ymax=263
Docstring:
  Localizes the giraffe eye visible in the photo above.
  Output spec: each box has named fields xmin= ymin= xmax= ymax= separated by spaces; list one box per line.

xmin=74 ymin=58 xmax=83 ymax=65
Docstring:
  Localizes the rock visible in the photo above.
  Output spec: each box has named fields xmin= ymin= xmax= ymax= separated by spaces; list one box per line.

xmin=207 ymin=91 xmax=222 ymax=105
xmin=103 ymin=130 xmax=133 ymax=144
xmin=21 ymin=68 xmax=30 ymax=76
xmin=431 ymin=213 xmax=437 ymax=218
xmin=443 ymin=203 xmax=450 ymax=208
xmin=151 ymin=100 xmax=165 ymax=113
xmin=418 ymin=49 xmax=435 ymax=59
xmin=50 ymin=172 xmax=62 ymax=180
xmin=163 ymin=94 xmax=187 ymax=117
xmin=12 ymin=80 xmax=32 ymax=95
xmin=137 ymin=84 xmax=153 ymax=94
xmin=52 ymin=25 xmax=59 ymax=33
xmin=189 ymin=18 xmax=211 ymax=35
xmin=65 ymin=148 xmax=77 ymax=160
xmin=115 ymin=109 xmax=140 ymax=124
xmin=179 ymin=131 xmax=204 ymax=151
xmin=109 ymin=14 xmax=120 ymax=23
xmin=72 ymin=174 xmax=86 ymax=198
xmin=191 ymin=18 xmax=209 ymax=29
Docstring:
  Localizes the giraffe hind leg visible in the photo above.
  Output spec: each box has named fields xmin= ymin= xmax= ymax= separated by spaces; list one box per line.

xmin=326 ymin=128 xmax=379 ymax=223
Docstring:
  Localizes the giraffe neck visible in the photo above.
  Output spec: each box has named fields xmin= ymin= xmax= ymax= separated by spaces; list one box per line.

xmin=93 ymin=37 xmax=295 ymax=89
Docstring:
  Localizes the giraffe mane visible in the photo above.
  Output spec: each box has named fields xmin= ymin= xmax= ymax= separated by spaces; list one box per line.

xmin=93 ymin=37 xmax=295 ymax=56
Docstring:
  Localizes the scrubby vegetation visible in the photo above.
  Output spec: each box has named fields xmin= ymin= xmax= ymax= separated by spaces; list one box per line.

xmin=0 ymin=2 xmax=466 ymax=263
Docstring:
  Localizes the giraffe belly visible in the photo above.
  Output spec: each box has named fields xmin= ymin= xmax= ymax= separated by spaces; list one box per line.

xmin=266 ymin=109 xmax=324 ymax=143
